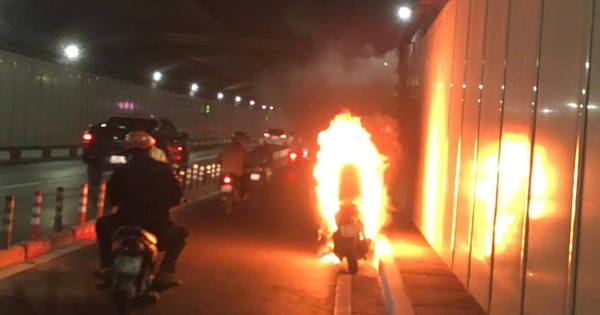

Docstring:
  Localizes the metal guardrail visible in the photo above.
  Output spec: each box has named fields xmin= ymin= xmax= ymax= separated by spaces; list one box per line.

xmin=0 ymin=138 xmax=233 ymax=163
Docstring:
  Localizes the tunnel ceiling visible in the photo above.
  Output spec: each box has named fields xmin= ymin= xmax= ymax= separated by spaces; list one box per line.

xmin=0 ymin=0 xmax=423 ymax=99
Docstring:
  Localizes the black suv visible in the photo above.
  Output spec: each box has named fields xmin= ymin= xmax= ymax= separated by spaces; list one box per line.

xmin=82 ymin=116 xmax=189 ymax=183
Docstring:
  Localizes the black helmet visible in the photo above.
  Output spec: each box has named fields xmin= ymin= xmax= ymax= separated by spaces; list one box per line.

xmin=232 ymin=131 xmax=250 ymax=144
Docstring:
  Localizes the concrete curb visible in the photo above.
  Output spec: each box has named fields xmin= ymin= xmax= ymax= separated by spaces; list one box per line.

xmin=0 ymin=246 xmax=26 ymax=270
xmin=49 ymin=230 xmax=75 ymax=248
xmin=334 ymin=274 xmax=352 ymax=315
xmin=377 ymin=241 xmax=415 ymax=315
xmin=22 ymin=238 xmax=53 ymax=259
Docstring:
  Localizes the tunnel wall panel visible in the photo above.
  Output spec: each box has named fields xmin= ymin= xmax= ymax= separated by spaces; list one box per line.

xmin=0 ymin=50 xmax=286 ymax=147
xmin=477 ymin=0 xmax=512 ymax=313
xmin=521 ymin=0 xmax=592 ymax=314
xmin=574 ymin=0 xmax=600 ymax=314
xmin=408 ymin=0 xmax=599 ymax=313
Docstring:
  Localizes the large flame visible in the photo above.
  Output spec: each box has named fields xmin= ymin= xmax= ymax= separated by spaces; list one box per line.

xmin=314 ymin=112 xmax=389 ymax=241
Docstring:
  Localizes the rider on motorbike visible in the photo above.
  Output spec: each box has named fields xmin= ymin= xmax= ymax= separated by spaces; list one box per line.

xmin=218 ymin=131 xmax=251 ymax=199
xmin=149 ymin=141 xmax=168 ymax=163
xmin=94 ymin=130 xmax=188 ymax=287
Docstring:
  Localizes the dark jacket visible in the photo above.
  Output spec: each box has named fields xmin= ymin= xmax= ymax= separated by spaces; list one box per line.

xmin=107 ymin=152 xmax=183 ymax=233
xmin=218 ymin=143 xmax=249 ymax=176
xmin=249 ymin=145 xmax=273 ymax=167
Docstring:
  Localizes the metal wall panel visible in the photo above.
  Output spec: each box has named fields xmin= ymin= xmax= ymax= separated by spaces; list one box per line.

xmin=522 ymin=0 xmax=592 ymax=313
xmin=0 ymin=50 xmax=285 ymax=147
xmin=446 ymin=0 xmax=471 ymax=285
xmin=435 ymin=2 xmax=458 ymax=266
xmin=575 ymin=0 xmax=600 ymax=312
xmin=459 ymin=0 xmax=491 ymax=308
xmin=478 ymin=0 xmax=513 ymax=313
xmin=417 ymin=0 xmax=457 ymax=258
xmin=487 ymin=0 xmax=543 ymax=314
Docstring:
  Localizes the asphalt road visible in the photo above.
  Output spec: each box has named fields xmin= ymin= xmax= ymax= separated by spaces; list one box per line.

xmin=0 ymin=163 xmax=385 ymax=315
xmin=0 ymin=149 xmax=222 ymax=244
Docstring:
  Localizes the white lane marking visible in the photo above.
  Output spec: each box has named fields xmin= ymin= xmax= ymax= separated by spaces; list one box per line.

xmin=334 ymin=274 xmax=352 ymax=315
xmin=191 ymin=154 xmax=217 ymax=162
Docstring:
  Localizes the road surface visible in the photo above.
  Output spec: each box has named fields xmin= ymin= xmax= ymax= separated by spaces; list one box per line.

xmin=0 ymin=162 xmax=385 ymax=315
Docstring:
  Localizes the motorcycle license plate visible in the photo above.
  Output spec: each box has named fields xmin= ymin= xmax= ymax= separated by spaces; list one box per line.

xmin=250 ymin=173 xmax=261 ymax=181
xmin=109 ymin=155 xmax=127 ymax=164
xmin=221 ymin=184 xmax=233 ymax=192
xmin=340 ymin=225 xmax=357 ymax=237
xmin=114 ymin=255 xmax=142 ymax=275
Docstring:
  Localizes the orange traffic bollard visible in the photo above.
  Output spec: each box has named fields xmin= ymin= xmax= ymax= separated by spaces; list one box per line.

xmin=79 ymin=183 xmax=89 ymax=226
xmin=1 ymin=196 xmax=15 ymax=249
xmin=97 ymin=181 xmax=107 ymax=217
xmin=54 ymin=187 xmax=64 ymax=232
xmin=31 ymin=191 xmax=43 ymax=241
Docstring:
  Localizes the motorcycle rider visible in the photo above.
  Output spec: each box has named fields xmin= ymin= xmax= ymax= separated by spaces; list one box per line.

xmin=94 ymin=130 xmax=188 ymax=287
xmin=218 ymin=131 xmax=251 ymax=199
xmin=149 ymin=140 xmax=168 ymax=163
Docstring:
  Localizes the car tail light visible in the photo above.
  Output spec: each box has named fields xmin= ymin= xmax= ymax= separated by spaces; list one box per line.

xmin=223 ymin=176 xmax=232 ymax=184
xmin=168 ymin=145 xmax=184 ymax=152
xmin=289 ymin=152 xmax=298 ymax=161
xmin=263 ymin=132 xmax=270 ymax=137
xmin=82 ymin=131 xmax=93 ymax=146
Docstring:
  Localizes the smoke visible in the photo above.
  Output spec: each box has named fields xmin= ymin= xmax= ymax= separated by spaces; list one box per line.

xmin=361 ymin=113 xmax=402 ymax=219
xmin=255 ymin=42 xmax=400 ymax=138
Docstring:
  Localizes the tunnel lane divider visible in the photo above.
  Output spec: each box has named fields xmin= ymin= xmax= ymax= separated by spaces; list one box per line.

xmin=0 ymin=148 xmax=290 ymax=280
xmin=376 ymin=236 xmax=415 ymax=315
xmin=334 ymin=274 xmax=352 ymax=315
xmin=0 ymin=138 xmax=232 ymax=164
xmin=0 ymin=154 xmax=219 ymax=190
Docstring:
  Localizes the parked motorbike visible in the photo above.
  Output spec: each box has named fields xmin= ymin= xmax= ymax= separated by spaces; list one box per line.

xmin=220 ymin=174 xmax=242 ymax=214
xmin=107 ymin=226 xmax=177 ymax=315
xmin=332 ymin=203 xmax=372 ymax=274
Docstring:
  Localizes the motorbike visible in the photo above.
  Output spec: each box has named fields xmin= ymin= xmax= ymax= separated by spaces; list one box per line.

xmin=248 ymin=166 xmax=267 ymax=189
xmin=220 ymin=173 xmax=243 ymax=214
xmin=288 ymin=149 xmax=307 ymax=162
xmin=107 ymin=226 xmax=177 ymax=315
xmin=332 ymin=204 xmax=372 ymax=274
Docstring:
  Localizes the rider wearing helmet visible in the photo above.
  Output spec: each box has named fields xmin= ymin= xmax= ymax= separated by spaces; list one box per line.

xmin=149 ymin=138 xmax=168 ymax=163
xmin=218 ymin=131 xmax=251 ymax=197
xmin=94 ymin=130 xmax=187 ymax=287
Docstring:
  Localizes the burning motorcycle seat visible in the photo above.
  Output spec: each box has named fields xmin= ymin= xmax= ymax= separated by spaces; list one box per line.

xmin=111 ymin=226 xmax=158 ymax=245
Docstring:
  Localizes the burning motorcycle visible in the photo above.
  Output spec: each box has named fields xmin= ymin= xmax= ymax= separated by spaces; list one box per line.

xmin=332 ymin=202 xmax=372 ymax=274
xmin=106 ymin=226 xmax=178 ymax=315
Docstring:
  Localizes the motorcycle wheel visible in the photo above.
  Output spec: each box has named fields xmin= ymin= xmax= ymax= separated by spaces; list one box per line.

xmin=347 ymin=254 xmax=358 ymax=275
xmin=114 ymin=291 xmax=135 ymax=315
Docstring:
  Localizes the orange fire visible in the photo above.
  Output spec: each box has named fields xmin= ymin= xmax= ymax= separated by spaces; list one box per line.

xmin=314 ymin=112 xmax=390 ymax=262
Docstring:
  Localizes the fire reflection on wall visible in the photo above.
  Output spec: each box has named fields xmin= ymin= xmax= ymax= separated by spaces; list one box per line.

xmin=472 ymin=133 xmax=554 ymax=261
